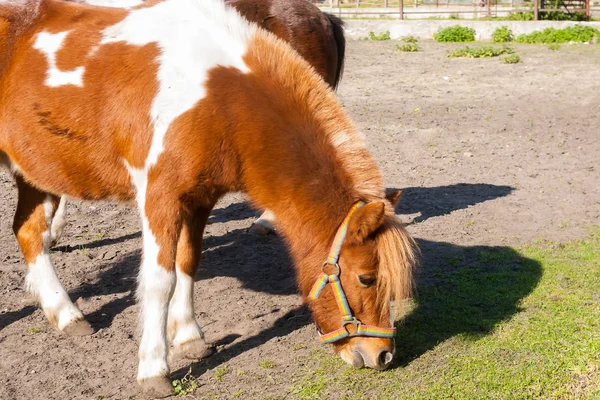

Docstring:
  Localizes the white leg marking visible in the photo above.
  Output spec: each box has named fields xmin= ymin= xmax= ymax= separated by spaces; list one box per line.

xmin=126 ymin=164 xmax=175 ymax=380
xmin=26 ymin=196 xmax=83 ymax=330
xmin=253 ymin=209 xmax=276 ymax=231
xmin=168 ymin=268 xmax=204 ymax=347
xmin=32 ymin=31 xmax=84 ymax=88
xmin=50 ymin=196 xmax=68 ymax=246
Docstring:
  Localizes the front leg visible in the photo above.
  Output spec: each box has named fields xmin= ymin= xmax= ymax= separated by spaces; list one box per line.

xmin=168 ymin=206 xmax=214 ymax=360
xmin=135 ymin=185 xmax=181 ymax=397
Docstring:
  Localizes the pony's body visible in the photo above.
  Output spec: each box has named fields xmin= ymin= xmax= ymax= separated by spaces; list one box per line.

xmin=0 ymin=0 xmax=416 ymax=396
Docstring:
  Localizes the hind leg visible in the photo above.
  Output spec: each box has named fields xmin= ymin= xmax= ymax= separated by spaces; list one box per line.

xmin=50 ymin=196 xmax=67 ymax=247
xmin=13 ymin=176 xmax=92 ymax=335
xmin=249 ymin=209 xmax=277 ymax=236
xmin=168 ymin=206 xmax=214 ymax=360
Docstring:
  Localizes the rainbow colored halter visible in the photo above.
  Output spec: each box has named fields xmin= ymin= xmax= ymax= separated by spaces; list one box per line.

xmin=308 ymin=201 xmax=396 ymax=344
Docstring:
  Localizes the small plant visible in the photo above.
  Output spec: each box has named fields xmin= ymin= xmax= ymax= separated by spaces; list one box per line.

xmin=363 ymin=30 xmax=391 ymax=41
xmin=214 ymin=365 xmax=229 ymax=381
xmin=447 ymin=46 xmax=514 ymax=58
xmin=435 ymin=26 xmax=476 ymax=42
xmin=515 ymin=25 xmax=600 ymax=43
xmin=548 ymin=43 xmax=561 ymax=50
xmin=502 ymin=53 xmax=521 ymax=64
xmin=28 ymin=327 xmax=43 ymax=334
xmin=259 ymin=359 xmax=277 ymax=369
xmin=492 ymin=26 xmax=513 ymax=43
xmin=401 ymin=35 xmax=419 ymax=43
xmin=396 ymin=43 xmax=419 ymax=52
xmin=172 ymin=368 xmax=199 ymax=396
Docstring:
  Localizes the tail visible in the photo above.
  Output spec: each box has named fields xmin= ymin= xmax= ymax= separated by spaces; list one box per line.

xmin=324 ymin=12 xmax=345 ymax=90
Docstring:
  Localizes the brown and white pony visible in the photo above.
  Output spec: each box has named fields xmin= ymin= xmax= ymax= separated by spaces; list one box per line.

xmin=48 ymin=0 xmax=346 ymax=240
xmin=0 ymin=0 xmax=416 ymax=397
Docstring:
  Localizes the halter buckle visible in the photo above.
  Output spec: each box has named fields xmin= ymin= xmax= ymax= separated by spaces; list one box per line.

xmin=321 ymin=262 xmax=340 ymax=276
xmin=342 ymin=317 xmax=362 ymax=336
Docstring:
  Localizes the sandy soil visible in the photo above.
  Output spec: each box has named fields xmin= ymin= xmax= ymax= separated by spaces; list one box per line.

xmin=1 ymin=41 xmax=599 ymax=399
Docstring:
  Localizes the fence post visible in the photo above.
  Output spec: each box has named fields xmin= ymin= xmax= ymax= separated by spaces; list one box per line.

xmin=534 ymin=0 xmax=539 ymax=20
xmin=586 ymin=0 xmax=590 ymax=20
xmin=487 ymin=0 xmax=491 ymax=17
xmin=400 ymin=0 xmax=404 ymax=19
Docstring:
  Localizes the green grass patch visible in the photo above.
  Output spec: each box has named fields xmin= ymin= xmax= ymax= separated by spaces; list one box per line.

xmin=401 ymin=35 xmax=419 ymax=43
xmin=27 ymin=327 xmax=43 ymax=334
xmin=515 ymin=25 xmax=600 ymax=43
xmin=396 ymin=43 xmax=419 ymax=52
xmin=288 ymin=231 xmax=600 ymax=399
xmin=259 ymin=360 xmax=277 ymax=369
xmin=502 ymin=53 xmax=521 ymax=64
xmin=548 ymin=43 xmax=561 ymax=51
xmin=492 ymin=26 xmax=514 ymax=43
xmin=447 ymin=46 xmax=514 ymax=58
xmin=435 ymin=26 xmax=476 ymax=42
xmin=361 ymin=30 xmax=391 ymax=41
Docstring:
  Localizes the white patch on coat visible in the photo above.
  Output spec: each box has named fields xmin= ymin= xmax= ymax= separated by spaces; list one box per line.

xmin=32 ymin=31 xmax=84 ymax=87
xmin=101 ymin=0 xmax=256 ymax=169
xmin=83 ymin=0 xmax=144 ymax=8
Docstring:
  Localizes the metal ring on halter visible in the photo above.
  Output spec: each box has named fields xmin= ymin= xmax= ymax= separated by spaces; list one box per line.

xmin=342 ymin=317 xmax=362 ymax=336
xmin=321 ymin=261 xmax=340 ymax=276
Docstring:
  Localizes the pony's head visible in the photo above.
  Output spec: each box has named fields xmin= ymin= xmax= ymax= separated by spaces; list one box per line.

xmin=305 ymin=193 xmax=417 ymax=370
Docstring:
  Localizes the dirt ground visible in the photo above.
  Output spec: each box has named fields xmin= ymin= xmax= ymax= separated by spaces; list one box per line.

xmin=1 ymin=41 xmax=599 ymax=399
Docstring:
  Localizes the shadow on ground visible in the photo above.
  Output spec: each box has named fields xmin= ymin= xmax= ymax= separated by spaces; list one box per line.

xmin=1 ymin=182 xmax=539 ymax=378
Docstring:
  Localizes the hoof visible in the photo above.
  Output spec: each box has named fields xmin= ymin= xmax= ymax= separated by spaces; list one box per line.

xmin=138 ymin=376 xmax=174 ymax=398
xmin=174 ymin=339 xmax=215 ymax=360
xmin=248 ymin=222 xmax=275 ymax=236
xmin=62 ymin=318 xmax=94 ymax=336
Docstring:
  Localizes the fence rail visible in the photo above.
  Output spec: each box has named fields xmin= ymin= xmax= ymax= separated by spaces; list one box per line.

xmin=313 ymin=0 xmax=599 ymax=19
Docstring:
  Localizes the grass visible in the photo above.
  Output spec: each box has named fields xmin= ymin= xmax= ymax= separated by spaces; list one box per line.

xmin=502 ymin=53 xmax=521 ymax=64
xmin=548 ymin=43 xmax=561 ymax=51
xmin=172 ymin=367 xmax=199 ymax=396
xmin=259 ymin=360 xmax=277 ymax=369
xmin=396 ymin=43 xmax=419 ymax=52
xmin=492 ymin=26 xmax=514 ymax=43
xmin=288 ymin=230 xmax=600 ymax=399
xmin=447 ymin=46 xmax=514 ymax=58
xmin=27 ymin=327 xmax=43 ymax=334
xmin=361 ymin=30 xmax=391 ymax=41
xmin=435 ymin=26 xmax=476 ymax=43
xmin=515 ymin=25 xmax=600 ymax=44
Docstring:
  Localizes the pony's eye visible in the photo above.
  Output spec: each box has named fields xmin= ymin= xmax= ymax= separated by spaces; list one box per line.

xmin=357 ymin=274 xmax=377 ymax=288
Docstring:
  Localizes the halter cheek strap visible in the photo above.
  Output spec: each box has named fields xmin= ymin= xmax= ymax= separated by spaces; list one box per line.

xmin=308 ymin=201 xmax=396 ymax=344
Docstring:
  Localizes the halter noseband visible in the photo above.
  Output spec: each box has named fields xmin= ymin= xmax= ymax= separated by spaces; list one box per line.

xmin=308 ymin=201 xmax=396 ymax=344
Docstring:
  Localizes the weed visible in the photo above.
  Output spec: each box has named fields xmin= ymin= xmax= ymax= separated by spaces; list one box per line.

xmin=172 ymin=368 xmax=199 ymax=396
xmin=515 ymin=25 xmax=600 ymax=43
xmin=401 ymin=35 xmax=419 ymax=43
xmin=396 ymin=43 xmax=419 ymax=52
xmin=259 ymin=360 xmax=277 ymax=369
xmin=492 ymin=26 xmax=513 ymax=43
xmin=548 ymin=43 xmax=561 ymax=50
xmin=362 ymin=30 xmax=391 ymax=41
xmin=214 ymin=365 xmax=229 ymax=381
xmin=447 ymin=46 xmax=514 ymax=58
xmin=233 ymin=389 xmax=246 ymax=399
xmin=435 ymin=26 xmax=476 ymax=42
xmin=502 ymin=53 xmax=521 ymax=64
xmin=28 ymin=327 xmax=43 ymax=334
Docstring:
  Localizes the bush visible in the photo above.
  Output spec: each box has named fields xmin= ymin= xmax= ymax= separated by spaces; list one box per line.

xmin=447 ymin=46 xmax=514 ymax=58
xmin=505 ymin=12 xmax=534 ymax=21
xmin=502 ymin=54 xmax=521 ymax=64
xmin=397 ymin=43 xmax=419 ymax=52
xmin=492 ymin=26 xmax=514 ymax=43
xmin=435 ymin=26 xmax=476 ymax=42
xmin=401 ymin=35 xmax=419 ymax=43
xmin=363 ymin=30 xmax=391 ymax=41
xmin=515 ymin=25 xmax=600 ymax=43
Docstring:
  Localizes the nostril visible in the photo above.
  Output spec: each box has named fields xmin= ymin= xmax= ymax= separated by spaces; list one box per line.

xmin=378 ymin=351 xmax=394 ymax=369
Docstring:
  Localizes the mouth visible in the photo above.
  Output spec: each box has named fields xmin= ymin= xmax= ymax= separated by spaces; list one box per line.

xmin=339 ymin=348 xmax=365 ymax=368
xmin=338 ymin=344 xmax=394 ymax=370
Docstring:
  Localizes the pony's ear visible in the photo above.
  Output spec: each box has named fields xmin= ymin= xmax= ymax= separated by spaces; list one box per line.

xmin=384 ymin=188 xmax=402 ymax=207
xmin=347 ymin=202 xmax=385 ymax=245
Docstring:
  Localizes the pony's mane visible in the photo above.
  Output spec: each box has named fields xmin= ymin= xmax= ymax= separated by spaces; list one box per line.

xmin=376 ymin=212 xmax=419 ymax=319
xmin=246 ymin=32 xmax=384 ymax=202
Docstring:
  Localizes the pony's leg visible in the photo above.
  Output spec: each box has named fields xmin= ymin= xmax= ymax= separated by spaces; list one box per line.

xmin=249 ymin=209 xmax=277 ymax=236
xmin=50 ymin=196 xmax=68 ymax=247
xmin=135 ymin=188 xmax=182 ymax=397
xmin=168 ymin=206 xmax=214 ymax=360
xmin=13 ymin=176 xmax=92 ymax=335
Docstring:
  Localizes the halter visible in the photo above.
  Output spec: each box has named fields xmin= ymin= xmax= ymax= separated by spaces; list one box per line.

xmin=308 ymin=201 xmax=396 ymax=344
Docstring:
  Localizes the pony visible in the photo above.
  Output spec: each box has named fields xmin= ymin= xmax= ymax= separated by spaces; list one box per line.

xmin=48 ymin=0 xmax=347 ymax=240
xmin=0 ymin=0 xmax=417 ymax=397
